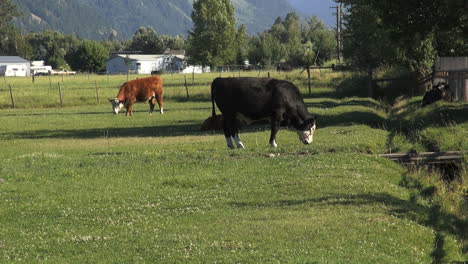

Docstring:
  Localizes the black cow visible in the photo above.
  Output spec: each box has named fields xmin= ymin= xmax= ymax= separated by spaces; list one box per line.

xmin=211 ymin=77 xmax=317 ymax=149
xmin=421 ymin=82 xmax=451 ymax=107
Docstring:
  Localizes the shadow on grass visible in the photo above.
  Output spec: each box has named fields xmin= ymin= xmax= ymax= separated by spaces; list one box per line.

xmin=386 ymin=103 xmax=468 ymax=152
xmin=0 ymin=123 xmax=205 ymax=139
xmin=0 ymin=107 xmax=213 ymax=117
xmin=168 ymin=95 xmax=211 ymax=103
xmin=317 ymin=110 xmax=387 ymax=129
xmin=230 ymin=192 xmax=467 ymax=263
xmin=305 ymin=99 xmax=383 ymax=110
xmin=0 ymin=111 xmax=110 ymax=117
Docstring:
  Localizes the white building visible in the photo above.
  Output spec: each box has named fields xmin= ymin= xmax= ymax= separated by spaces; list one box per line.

xmin=30 ymin=61 xmax=52 ymax=76
xmin=106 ymin=54 xmax=187 ymax=74
xmin=106 ymin=52 xmax=209 ymax=74
xmin=0 ymin=56 xmax=30 ymax=77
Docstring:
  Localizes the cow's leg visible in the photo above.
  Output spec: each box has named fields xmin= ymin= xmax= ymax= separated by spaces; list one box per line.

xmin=233 ymin=118 xmax=245 ymax=149
xmin=156 ymin=94 xmax=164 ymax=114
xmin=125 ymin=99 xmax=135 ymax=116
xmin=148 ymin=97 xmax=156 ymax=115
xmin=269 ymin=113 xmax=282 ymax=147
xmin=126 ymin=104 xmax=133 ymax=116
xmin=125 ymin=104 xmax=131 ymax=116
xmin=233 ymin=133 xmax=245 ymax=149
xmin=223 ymin=113 xmax=236 ymax=149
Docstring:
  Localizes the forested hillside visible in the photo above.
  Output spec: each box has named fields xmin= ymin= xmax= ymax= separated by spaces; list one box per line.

xmin=13 ymin=0 xmax=300 ymax=39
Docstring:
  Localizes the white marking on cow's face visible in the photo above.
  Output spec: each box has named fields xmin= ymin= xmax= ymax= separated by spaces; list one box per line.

xmin=110 ymin=99 xmax=124 ymax=114
xmin=226 ymin=137 xmax=235 ymax=149
xmin=233 ymin=135 xmax=245 ymax=149
xmin=297 ymin=124 xmax=316 ymax=144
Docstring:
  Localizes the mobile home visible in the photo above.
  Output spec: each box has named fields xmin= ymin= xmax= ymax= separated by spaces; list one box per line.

xmin=0 ymin=56 xmax=30 ymax=77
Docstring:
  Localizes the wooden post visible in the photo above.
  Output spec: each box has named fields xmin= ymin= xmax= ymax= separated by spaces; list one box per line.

xmin=32 ymin=73 xmax=35 ymax=84
xmin=8 ymin=84 xmax=15 ymax=108
xmin=95 ymin=80 xmax=100 ymax=104
xmin=184 ymin=75 xmax=189 ymax=99
xmin=58 ymin=82 xmax=64 ymax=107
xmin=367 ymin=65 xmax=373 ymax=98
xmin=48 ymin=75 xmax=52 ymax=95
xmin=192 ymin=69 xmax=195 ymax=86
xmin=268 ymin=72 xmax=270 ymax=78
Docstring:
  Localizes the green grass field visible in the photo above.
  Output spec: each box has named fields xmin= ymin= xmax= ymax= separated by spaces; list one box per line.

xmin=0 ymin=72 xmax=466 ymax=263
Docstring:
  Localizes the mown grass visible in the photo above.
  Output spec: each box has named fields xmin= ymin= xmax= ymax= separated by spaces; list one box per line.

xmin=0 ymin=72 xmax=466 ymax=263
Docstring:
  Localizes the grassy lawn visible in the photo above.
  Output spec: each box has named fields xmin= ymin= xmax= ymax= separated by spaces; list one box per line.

xmin=0 ymin=73 xmax=466 ymax=263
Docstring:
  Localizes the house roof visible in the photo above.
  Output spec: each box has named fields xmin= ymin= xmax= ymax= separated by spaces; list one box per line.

xmin=113 ymin=54 xmax=165 ymax=61
xmin=164 ymin=49 xmax=186 ymax=56
xmin=0 ymin=56 xmax=29 ymax=64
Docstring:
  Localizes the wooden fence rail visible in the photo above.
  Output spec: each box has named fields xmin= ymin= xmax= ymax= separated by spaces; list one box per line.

xmin=380 ymin=151 xmax=464 ymax=165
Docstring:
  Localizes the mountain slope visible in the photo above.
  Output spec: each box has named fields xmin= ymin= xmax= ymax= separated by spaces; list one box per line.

xmin=13 ymin=0 xmax=297 ymax=40
xmin=287 ymin=0 xmax=336 ymax=26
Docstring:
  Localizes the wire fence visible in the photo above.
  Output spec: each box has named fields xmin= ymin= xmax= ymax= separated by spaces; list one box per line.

xmin=0 ymin=69 xmax=309 ymax=109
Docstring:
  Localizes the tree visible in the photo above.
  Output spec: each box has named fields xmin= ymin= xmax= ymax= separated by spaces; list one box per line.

xmin=0 ymin=0 xmax=19 ymax=28
xmin=303 ymin=16 xmax=335 ymax=65
xmin=235 ymin=24 xmax=249 ymax=65
xmin=68 ymin=40 xmax=109 ymax=72
xmin=160 ymin=35 xmax=186 ymax=51
xmin=0 ymin=0 xmax=32 ymax=58
xmin=127 ymin=26 xmax=164 ymax=54
xmin=186 ymin=0 xmax=237 ymax=68
xmin=27 ymin=30 xmax=80 ymax=68
xmin=283 ymin=12 xmax=302 ymax=55
xmin=340 ymin=0 xmax=468 ymax=79
xmin=296 ymin=41 xmax=316 ymax=94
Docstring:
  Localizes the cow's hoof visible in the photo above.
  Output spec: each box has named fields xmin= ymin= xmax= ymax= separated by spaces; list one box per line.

xmin=270 ymin=140 xmax=278 ymax=148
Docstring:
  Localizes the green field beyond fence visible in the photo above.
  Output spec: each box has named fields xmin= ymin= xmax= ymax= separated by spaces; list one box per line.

xmin=0 ymin=71 xmax=466 ymax=263
xmin=0 ymin=70 xmax=338 ymax=109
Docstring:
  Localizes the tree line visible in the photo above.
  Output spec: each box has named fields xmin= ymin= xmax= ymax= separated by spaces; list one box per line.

xmin=340 ymin=0 xmax=467 ymax=77
xmin=0 ymin=0 xmax=335 ymax=73
xmin=2 ymin=0 xmax=465 ymax=79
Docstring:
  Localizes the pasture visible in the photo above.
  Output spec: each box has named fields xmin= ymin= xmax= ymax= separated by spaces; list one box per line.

xmin=0 ymin=72 xmax=466 ymax=263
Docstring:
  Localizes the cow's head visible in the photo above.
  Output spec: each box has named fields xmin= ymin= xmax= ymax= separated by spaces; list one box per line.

xmin=109 ymin=98 xmax=124 ymax=114
xmin=296 ymin=116 xmax=317 ymax=144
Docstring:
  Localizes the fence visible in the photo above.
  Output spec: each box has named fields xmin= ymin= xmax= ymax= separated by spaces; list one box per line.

xmin=434 ymin=57 xmax=468 ymax=102
xmin=1 ymin=69 xmax=317 ymax=109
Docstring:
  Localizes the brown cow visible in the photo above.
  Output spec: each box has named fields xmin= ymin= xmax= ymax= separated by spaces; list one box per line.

xmin=109 ymin=76 xmax=164 ymax=116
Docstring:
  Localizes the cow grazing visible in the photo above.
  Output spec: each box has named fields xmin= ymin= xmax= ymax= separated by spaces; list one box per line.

xmin=110 ymin=76 xmax=164 ymax=116
xmin=211 ymin=77 xmax=317 ymax=149
xmin=421 ymin=82 xmax=451 ymax=107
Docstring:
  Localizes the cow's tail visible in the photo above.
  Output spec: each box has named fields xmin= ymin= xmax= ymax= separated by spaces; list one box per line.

xmin=211 ymin=80 xmax=216 ymax=117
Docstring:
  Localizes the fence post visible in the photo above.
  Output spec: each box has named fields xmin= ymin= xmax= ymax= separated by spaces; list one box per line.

xmin=192 ymin=69 xmax=195 ymax=86
xmin=268 ymin=72 xmax=270 ymax=78
xmin=367 ymin=65 xmax=373 ymax=98
xmin=8 ymin=84 xmax=15 ymax=108
xmin=184 ymin=75 xmax=190 ymax=99
xmin=58 ymin=82 xmax=64 ymax=107
xmin=95 ymin=80 xmax=100 ymax=104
